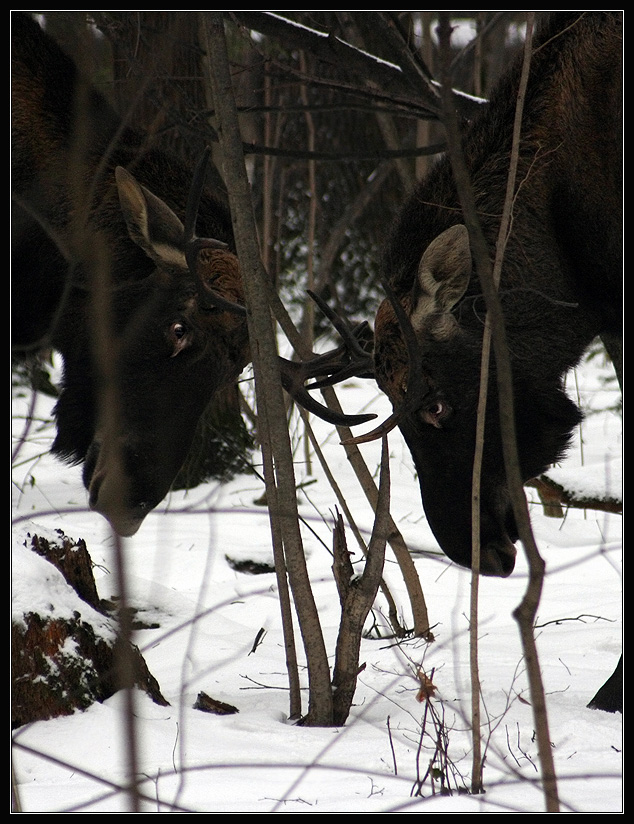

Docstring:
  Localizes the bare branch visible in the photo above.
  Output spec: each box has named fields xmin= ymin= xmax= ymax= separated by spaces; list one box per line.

xmin=331 ymin=436 xmax=390 ymax=725
xmin=227 ymin=11 xmax=485 ymax=120
xmin=204 ymin=12 xmax=332 ymax=725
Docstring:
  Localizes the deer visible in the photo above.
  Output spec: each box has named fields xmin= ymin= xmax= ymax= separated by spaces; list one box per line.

xmin=308 ymin=12 xmax=622 ymax=712
xmin=12 ymin=11 xmax=372 ymax=538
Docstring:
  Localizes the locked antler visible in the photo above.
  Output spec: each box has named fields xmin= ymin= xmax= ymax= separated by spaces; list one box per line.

xmin=285 ymin=284 xmax=429 ymax=440
xmin=278 ymin=294 xmax=376 ymax=427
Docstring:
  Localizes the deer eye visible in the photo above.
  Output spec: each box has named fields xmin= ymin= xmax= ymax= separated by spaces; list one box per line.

xmin=168 ymin=321 xmax=191 ymax=357
xmin=421 ymin=399 xmax=450 ymax=428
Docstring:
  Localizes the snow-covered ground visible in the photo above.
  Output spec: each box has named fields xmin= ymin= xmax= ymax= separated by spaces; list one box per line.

xmin=12 ymin=349 xmax=622 ymax=813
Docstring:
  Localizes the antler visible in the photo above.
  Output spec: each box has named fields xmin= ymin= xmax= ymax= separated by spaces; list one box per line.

xmin=304 ymin=290 xmax=375 ymax=387
xmin=277 ymin=291 xmax=377 ymax=427
xmin=184 ymin=148 xmax=247 ymax=316
xmin=280 ymin=284 xmax=429 ymax=439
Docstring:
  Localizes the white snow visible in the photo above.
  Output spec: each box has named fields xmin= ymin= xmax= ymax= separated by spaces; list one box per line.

xmin=12 ymin=350 xmax=622 ymax=813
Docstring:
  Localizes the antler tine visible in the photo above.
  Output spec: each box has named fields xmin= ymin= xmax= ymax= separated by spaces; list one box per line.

xmin=307 ymin=290 xmax=375 ymax=366
xmin=184 ymin=148 xmax=246 ymax=316
xmin=298 ymin=290 xmax=375 ymax=388
xmin=293 ymin=322 xmax=372 ymax=387
xmin=341 ymin=409 xmax=403 ymax=444
xmin=279 ymin=357 xmax=377 ymax=427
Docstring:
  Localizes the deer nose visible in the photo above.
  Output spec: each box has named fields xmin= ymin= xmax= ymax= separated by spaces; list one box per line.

xmin=479 ymin=536 xmax=517 ymax=577
xmin=83 ymin=438 xmax=155 ymax=536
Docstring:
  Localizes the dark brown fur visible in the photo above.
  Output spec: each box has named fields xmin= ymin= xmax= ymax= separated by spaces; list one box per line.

xmin=374 ymin=12 xmax=621 ymax=710
xmin=12 ymin=12 xmax=250 ymax=535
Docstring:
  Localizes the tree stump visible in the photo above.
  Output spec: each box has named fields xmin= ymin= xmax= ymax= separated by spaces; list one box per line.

xmin=12 ymin=530 xmax=168 ymax=729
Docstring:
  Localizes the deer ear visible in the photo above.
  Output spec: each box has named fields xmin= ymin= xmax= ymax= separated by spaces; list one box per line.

xmin=115 ymin=166 xmax=186 ymax=269
xmin=410 ymin=224 xmax=472 ymax=339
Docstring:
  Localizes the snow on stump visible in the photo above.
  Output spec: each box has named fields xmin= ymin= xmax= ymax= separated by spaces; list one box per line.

xmin=12 ymin=529 xmax=168 ymax=729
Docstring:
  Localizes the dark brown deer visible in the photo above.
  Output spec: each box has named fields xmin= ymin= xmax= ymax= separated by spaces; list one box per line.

xmin=12 ymin=12 xmax=371 ymax=538
xmin=11 ymin=12 xmax=252 ymax=537
xmin=378 ymin=12 xmax=621 ymax=711
xmin=314 ymin=13 xmax=622 ymax=711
